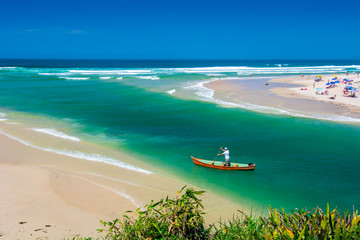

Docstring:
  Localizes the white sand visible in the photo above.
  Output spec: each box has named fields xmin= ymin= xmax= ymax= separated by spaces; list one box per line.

xmin=270 ymin=73 xmax=360 ymax=114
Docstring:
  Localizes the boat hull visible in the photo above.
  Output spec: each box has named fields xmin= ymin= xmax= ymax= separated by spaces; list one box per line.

xmin=191 ymin=156 xmax=255 ymax=171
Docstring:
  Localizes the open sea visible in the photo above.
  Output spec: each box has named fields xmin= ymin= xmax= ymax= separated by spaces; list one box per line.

xmin=1 ymin=59 xmax=360 ymax=213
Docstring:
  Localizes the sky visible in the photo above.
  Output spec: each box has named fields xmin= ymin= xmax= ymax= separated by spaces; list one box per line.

xmin=0 ymin=0 xmax=359 ymax=59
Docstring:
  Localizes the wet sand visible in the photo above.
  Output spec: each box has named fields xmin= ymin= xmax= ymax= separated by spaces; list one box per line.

xmin=0 ymin=120 xmax=248 ymax=239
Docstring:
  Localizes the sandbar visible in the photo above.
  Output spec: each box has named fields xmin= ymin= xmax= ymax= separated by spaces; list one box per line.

xmin=205 ymin=73 xmax=360 ymax=122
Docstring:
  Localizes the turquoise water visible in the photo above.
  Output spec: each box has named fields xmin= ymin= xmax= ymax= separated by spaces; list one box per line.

xmin=0 ymin=60 xmax=360 ymax=213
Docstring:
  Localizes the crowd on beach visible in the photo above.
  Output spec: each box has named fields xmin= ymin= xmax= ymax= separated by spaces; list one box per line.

xmin=300 ymin=72 xmax=360 ymax=101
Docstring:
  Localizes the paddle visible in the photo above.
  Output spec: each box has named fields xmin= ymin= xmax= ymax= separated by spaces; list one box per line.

xmin=214 ymin=146 xmax=222 ymax=162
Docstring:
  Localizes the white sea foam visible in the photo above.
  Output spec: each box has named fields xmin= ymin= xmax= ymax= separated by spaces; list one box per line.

xmin=117 ymin=77 xmax=123 ymax=80
xmin=137 ymin=76 xmax=160 ymax=80
xmin=61 ymin=77 xmax=89 ymax=80
xmin=100 ymin=77 xmax=111 ymax=79
xmin=0 ymin=131 xmax=153 ymax=174
xmin=69 ymin=70 xmax=152 ymax=75
xmin=169 ymin=65 xmax=360 ymax=75
xmin=166 ymin=89 xmax=176 ymax=95
xmin=0 ymin=67 xmax=18 ymax=70
xmin=32 ymin=128 xmax=81 ymax=142
xmin=0 ymin=113 xmax=7 ymax=121
xmin=183 ymin=80 xmax=360 ymax=123
xmin=183 ymin=80 xmax=215 ymax=100
xmin=35 ymin=65 xmax=360 ymax=81
xmin=39 ymin=72 xmax=71 ymax=76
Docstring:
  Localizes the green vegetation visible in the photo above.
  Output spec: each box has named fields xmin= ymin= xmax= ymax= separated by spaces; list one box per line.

xmin=79 ymin=187 xmax=360 ymax=239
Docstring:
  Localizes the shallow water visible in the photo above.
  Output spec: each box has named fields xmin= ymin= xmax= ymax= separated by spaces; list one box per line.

xmin=0 ymin=60 xmax=360 ymax=213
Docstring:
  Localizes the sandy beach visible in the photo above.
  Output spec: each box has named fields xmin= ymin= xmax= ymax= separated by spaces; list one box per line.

xmin=0 ymin=121 xmax=247 ymax=239
xmin=205 ymin=73 xmax=360 ymax=122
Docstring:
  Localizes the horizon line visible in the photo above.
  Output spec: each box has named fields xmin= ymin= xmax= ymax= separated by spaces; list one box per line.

xmin=1 ymin=58 xmax=360 ymax=61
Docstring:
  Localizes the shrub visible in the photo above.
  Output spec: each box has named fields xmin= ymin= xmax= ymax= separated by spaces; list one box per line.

xmin=98 ymin=186 xmax=209 ymax=239
xmin=213 ymin=204 xmax=360 ymax=239
xmin=90 ymin=187 xmax=360 ymax=240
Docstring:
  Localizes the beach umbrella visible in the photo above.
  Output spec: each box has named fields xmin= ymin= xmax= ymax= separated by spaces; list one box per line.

xmin=352 ymin=89 xmax=359 ymax=93
xmin=343 ymin=79 xmax=348 ymax=81
xmin=335 ymin=80 xmax=340 ymax=83
xmin=332 ymin=78 xmax=337 ymax=80
xmin=326 ymin=83 xmax=331 ymax=85
xmin=316 ymin=87 xmax=323 ymax=90
xmin=345 ymin=86 xmax=353 ymax=89
xmin=330 ymin=81 xmax=336 ymax=84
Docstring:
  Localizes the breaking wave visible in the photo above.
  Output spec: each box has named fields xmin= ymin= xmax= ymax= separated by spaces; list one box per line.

xmin=32 ymin=128 xmax=81 ymax=141
xmin=166 ymin=89 xmax=176 ymax=95
xmin=61 ymin=77 xmax=89 ymax=80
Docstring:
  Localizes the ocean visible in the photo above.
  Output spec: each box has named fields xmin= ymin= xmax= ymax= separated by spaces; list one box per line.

xmin=0 ymin=59 xmax=360 ymax=213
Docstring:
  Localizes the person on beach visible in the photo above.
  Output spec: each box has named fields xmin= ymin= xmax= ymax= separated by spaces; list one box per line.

xmin=218 ymin=147 xmax=230 ymax=166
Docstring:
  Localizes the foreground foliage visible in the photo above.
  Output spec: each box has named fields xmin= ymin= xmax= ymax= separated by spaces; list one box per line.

xmin=98 ymin=186 xmax=208 ymax=240
xmin=215 ymin=205 xmax=360 ymax=239
xmin=81 ymin=187 xmax=360 ymax=239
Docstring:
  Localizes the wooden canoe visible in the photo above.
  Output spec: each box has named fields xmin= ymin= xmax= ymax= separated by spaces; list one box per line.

xmin=191 ymin=156 xmax=255 ymax=171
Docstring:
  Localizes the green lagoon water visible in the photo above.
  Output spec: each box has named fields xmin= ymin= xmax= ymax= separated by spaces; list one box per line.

xmin=0 ymin=60 xmax=360 ymax=213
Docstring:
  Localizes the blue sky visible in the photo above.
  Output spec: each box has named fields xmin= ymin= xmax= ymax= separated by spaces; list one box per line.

xmin=1 ymin=0 xmax=359 ymax=59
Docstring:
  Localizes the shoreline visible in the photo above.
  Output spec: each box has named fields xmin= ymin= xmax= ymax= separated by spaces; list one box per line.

xmin=0 ymin=116 xmax=250 ymax=239
xmin=204 ymin=74 xmax=360 ymax=123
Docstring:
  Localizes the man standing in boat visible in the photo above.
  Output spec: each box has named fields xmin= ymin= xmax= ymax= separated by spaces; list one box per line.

xmin=218 ymin=147 xmax=230 ymax=166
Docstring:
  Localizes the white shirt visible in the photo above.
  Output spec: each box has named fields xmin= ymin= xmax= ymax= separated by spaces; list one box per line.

xmin=224 ymin=150 xmax=229 ymax=159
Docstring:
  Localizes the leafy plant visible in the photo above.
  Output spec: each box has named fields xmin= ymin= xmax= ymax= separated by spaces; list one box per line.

xmin=98 ymin=186 xmax=209 ymax=239
xmin=82 ymin=187 xmax=360 ymax=240
xmin=214 ymin=204 xmax=360 ymax=239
